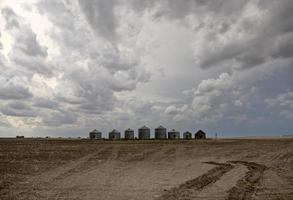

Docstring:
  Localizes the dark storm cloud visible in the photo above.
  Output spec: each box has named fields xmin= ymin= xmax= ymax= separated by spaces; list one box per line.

xmin=7 ymin=101 xmax=31 ymax=110
xmin=0 ymin=85 xmax=33 ymax=100
xmin=34 ymin=0 xmax=151 ymax=122
xmin=42 ymin=111 xmax=78 ymax=126
xmin=59 ymin=68 xmax=116 ymax=113
xmin=270 ymin=33 xmax=293 ymax=60
xmin=99 ymin=49 xmax=138 ymax=72
xmin=0 ymin=32 xmax=2 ymax=49
xmin=260 ymin=0 xmax=293 ymax=34
xmin=78 ymin=0 xmax=119 ymax=41
xmin=197 ymin=0 xmax=293 ymax=69
xmin=155 ymin=0 xmax=247 ymax=19
xmin=12 ymin=27 xmax=48 ymax=57
xmin=0 ymin=105 xmax=36 ymax=117
xmin=37 ymin=0 xmax=74 ymax=29
xmin=265 ymin=90 xmax=293 ymax=119
xmin=1 ymin=7 xmax=51 ymax=76
xmin=125 ymin=0 xmax=247 ymax=19
xmin=0 ymin=101 xmax=36 ymax=118
xmin=0 ymin=0 xmax=292 ymax=135
xmin=37 ymin=0 xmax=87 ymax=52
xmin=1 ymin=8 xmax=48 ymax=57
xmin=0 ymin=33 xmax=4 ymax=68
xmin=77 ymin=0 xmax=293 ymax=70
xmin=33 ymin=98 xmax=59 ymax=109
xmin=1 ymin=7 xmax=20 ymax=29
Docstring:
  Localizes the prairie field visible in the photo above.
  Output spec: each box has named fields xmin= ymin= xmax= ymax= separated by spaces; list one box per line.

xmin=0 ymin=138 xmax=293 ymax=200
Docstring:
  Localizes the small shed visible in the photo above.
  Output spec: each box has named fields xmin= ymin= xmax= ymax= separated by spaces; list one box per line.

xmin=89 ymin=129 xmax=102 ymax=139
xmin=194 ymin=130 xmax=206 ymax=139
xmin=138 ymin=125 xmax=150 ymax=140
xmin=183 ymin=131 xmax=192 ymax=139
xmin=168 ymin=129 xmax=180 ymax=139
xmin=124 ymin=128 xmax=134 ymax=139
xmin=155 ymin=125 xmax=167 ymax=139
xmin=109 ymin=129 xmax=121 ymax=140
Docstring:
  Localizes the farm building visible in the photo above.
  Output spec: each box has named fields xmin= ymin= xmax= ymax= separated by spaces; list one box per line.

xmin=183 ymin=131 xmax=192 ymax=139
xmin=138 ymin=126 xmax=150 ymax=139
xmin=168 ymin=129 xmax=180 ymax=139
xmin=155 ymin=125 xmax=167 ymax=139
xmin=195 ymin=130 xmax=206 ymax=139
xmin=124 ymin=128 xmax=134 ymax=139
xmin=109 ymin=129 xmax=121 ymax=140
xmin=89 ymin=129 xmax=102 ymax=139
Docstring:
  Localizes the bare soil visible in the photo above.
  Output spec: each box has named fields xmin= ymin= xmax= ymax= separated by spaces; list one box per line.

xmin=0 ymin=138 xmax=293 ymax=199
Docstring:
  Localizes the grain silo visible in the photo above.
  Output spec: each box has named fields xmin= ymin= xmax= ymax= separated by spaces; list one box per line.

xmin=168 ymin=129 xmax=180 ymax=139
xmin=183 ymin=131 xmax=192 ymax=139
xmin=138 ymin=125 xmax=150 ymax=140
xmin=194 ymin=129 xmax=206 ymax=139
xmin=124 ymin=128 xmax=134 ymax=139
xmin=89 ymin=129 xmax=102 ymax=139
xmin=109 ymin=129 xmax=121 ymax=140
xmin=155 ymin=125 xmax=167 ymax=139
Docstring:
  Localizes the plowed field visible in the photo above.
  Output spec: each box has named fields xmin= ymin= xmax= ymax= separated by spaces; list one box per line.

xmin=0 ymin=138 xmax=292 ymax=199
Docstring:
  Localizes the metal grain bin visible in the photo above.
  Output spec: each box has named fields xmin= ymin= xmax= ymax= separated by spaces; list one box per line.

xmin=183 ymin=131 xmax=192 ymax=139
xmin=89 ymin=129 xmax=102 ymax=139
xmin=124 ymin=128 xmax=134 ymax=139
xmin=194 ymin=129 xmax=206 ymax=139
xmin=138 ymin=125 xmax=150 ymax=140
xmin=155 ymin=125 xmax=167 ymax=139
xmin=109 ymin=129 xmax=121 ymax=140
xmin=168 ymin=129 xmax=180 ymax=139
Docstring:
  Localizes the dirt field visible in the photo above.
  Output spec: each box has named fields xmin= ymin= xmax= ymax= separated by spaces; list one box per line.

xmin=0 ymin=138 xmax=293 ymax=200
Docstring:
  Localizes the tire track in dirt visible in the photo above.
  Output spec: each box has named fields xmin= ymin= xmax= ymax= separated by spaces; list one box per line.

xmin=51 ymin=146 xmax=115 ymax=181
xmin=10 ymin=149 xmax=105 ymax=199
xmin=226 ymin=161 xmax=268 ymax=200
xmin=255 ymin=169 xmax=293 ymax=200
xmin=50 ymin=146 xmax=120 ymax=199
xmin=151 ymin=146 xmax=179 ymax=163
xmin=18 ymin=146 xmax=118 ymax=199
xmin=194 ymin=163 xmax=248 ymax=200
xmin=156 ymin=162 xmax=234 ymax=200
xmin=117 ymin=146 xmax=163 ymax=163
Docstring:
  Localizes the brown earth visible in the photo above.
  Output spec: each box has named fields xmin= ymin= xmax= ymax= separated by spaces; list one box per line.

xmin=0 ymin=138 xmax=293 ymax=200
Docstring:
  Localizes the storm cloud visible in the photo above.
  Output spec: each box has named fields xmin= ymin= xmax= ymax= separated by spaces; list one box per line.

xmin=0 ymin=0 xmax=292 ymax=137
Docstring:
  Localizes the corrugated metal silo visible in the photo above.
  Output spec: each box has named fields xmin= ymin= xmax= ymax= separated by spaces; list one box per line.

xmin=155 ymin=125 xmax=167 ymax=139
xmin=138 ymin=125 xmax=150 ymax=140
xmin=168 ymin=129 xmax=180 ymax=139
xmin=89 ymin=129 xmax=102 ymax=139
xmin=124 ymin=128 xmax=134 ymax=139
xmin=109 ymin=129 xmax=121 ymax=140
xmin=195 ymin=129 xmax=206 ymax=139
xmin=183 ymin=131 xmax=192 ymax=139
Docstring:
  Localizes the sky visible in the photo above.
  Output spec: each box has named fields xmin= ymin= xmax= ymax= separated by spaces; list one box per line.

xmin=0 ymin=0 xmax=292 ymax=138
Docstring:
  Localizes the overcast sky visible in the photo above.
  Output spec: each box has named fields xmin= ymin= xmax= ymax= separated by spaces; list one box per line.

xmin=0 ymin=0 xmax=292 ymax=137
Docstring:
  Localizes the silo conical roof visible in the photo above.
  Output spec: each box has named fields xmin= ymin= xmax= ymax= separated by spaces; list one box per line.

xmin=111 ymin=129 xmax=120 ymax=133
xmin=156 ymin=125 xmax=166 ymax=129
xmin=140 ymin=125 xmax=150 ymax=129
xmin=90 ymin=129 xmax=101 ymax=133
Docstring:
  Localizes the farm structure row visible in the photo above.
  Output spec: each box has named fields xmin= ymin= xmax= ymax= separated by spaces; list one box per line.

xmin=89 ymin=125 xmax=206 ymax=140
